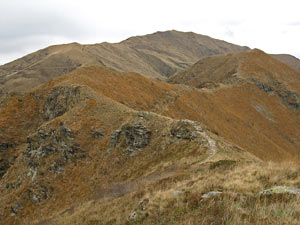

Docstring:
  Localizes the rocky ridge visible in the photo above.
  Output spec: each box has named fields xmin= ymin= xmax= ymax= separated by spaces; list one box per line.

xmin=1 ymin=48 xmax=300 ymax=224
xmin=0 ymin=72 xmax=228 ymax=224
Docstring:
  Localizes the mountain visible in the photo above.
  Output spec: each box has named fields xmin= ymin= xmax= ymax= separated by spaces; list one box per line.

xmin=2 ymin=30 xmax=300 ymax=224
xmin=2 ymin=52 xmax=300 ymax=223
xmin=271 ymin=54 xmax=300 ymax=72
xmin=168 ymin=49 xmax=300 ymax=161
xmin=169 ymin=49 xmax=300 ymax=89
xmin=0 ymin=66 xmax=248 ymax=224
xmin=0 ymin=30 xmax=249 ymax=96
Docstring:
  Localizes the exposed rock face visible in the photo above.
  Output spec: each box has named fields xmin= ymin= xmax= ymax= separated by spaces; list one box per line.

xmin=24 ymin=124 xmax=86 ymax=178
xmin=121 ymin=123 xmax=152 ymax=149
xmin=170 ymin=120 xmax=203 ymax=140
xmin=0 ymin=143 xmax=15 ymax=152
xmin=109 ymin=123 xmax=152 ymax=155
xmin=277 ymin=90 xmax=300 ymax=109
xmin=0 ymin=142 xmax=16 ymax=179
xmin=251 ymin=78 xmax=300 ymax=109
xmin=0 ymin=159 xmax=10 ymax=179
xmin=109 ymin=130 xmax=122 ymax=149
xmin=43 ymin=86 xmax=81 ymax=120
xmin=251 ymin=78 xmax=274 ymax=92
xmin=91 ymin=129 xmax=104 ymax=139
xmin=10 ymin=202 xmax=21 ymax=216
xmin=29 ymin=183 xmax=53 ymax=203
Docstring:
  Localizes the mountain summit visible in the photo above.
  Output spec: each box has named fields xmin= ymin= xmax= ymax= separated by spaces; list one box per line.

xmin=0 ymin=30 xmax=249 ymax=96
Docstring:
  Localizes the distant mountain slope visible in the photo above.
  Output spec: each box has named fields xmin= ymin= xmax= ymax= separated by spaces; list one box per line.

xmin=0 ymin=42 xmax=104 ymax=96
xmin=0 ymin=30 xmax=249 ymax=96
xmin=271 ymin=54 xmax=300 ymax=71
xmin=168 ymin=49 xmax=300 ymax=91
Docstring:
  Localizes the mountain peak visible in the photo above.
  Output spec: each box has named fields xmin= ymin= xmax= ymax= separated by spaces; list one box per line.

xmin=0 ymin=30 xmax=249 ymax=96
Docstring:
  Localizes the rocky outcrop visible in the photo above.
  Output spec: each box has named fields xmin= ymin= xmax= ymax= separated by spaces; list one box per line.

xmin=277 ymin=90 xmax=300 ymax=109
xmin=28 ymin=183 xmax=53 ymax=203
xmin=24 ymin=124 xmax=86 ymax=179
xmin=170 ymin=120 xmax=203 ymax=140
xmin=43 ymin=86 xmax=81 ymax=120
xmin=121 ymin=123 xmax=152 ymax=149
xmin=108 ymin=123 xmax=152 ymax=156
xmin=108 ymin=130 xmax=122 ymax=149
xmin=251 ymin=78 xmax=274 ymax=92
xmin=0 ymin=143 xmax=15 ymax=152
xmin=251 ymin=78 xmax=300 ymax=109
xmin=91 ymin=129 xmax=104 ymax=139
xmin=0 ymin=159 xmax=10 ymax=179
xmin=10 ymin=202 xmax=21 ymax=216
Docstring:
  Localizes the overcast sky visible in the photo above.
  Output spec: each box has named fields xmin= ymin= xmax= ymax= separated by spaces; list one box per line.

xmin=1 ymin=0 xmax=299 ymax=65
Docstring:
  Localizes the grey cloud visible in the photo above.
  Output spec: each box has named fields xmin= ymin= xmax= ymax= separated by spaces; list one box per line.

xmin=0 ymin=15 xmax=81 ymax=40
xmin=0 ymin=1 xmax=91 ymax=63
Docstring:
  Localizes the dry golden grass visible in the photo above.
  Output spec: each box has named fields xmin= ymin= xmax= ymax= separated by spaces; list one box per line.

xmin=1 ymin=56 xmax=300 ymax=224
xmin=47 ymin=158 xmax=300 ymax=225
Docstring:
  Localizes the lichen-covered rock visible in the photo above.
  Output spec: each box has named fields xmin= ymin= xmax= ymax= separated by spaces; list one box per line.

xmin=91 ymin=129 xmax=104 ymax=139
xmin=251 ymin=78 xmax=300 ymax=110
xmin=43 ymin=86 xmax=81 ymax=120
xmin=60 ymin=126 xmax=74 ymax=139
xmin=24 ymin=124 xmax=86 ymax=179
xmin=0 ymin=143 xmax=15 ymax=152
xmin=259 ymin=186 xmax=300 ymax=196
xmin=109 ymin=130 xmax=122 ymax=149
xmin=28 ymin=183 xmax=53 ymax=203
xmin=10 ymin=202 xmax=21 ymax=217
xmin=108 ymin=123 xmax=152 ymax=156
xmin=0 ymin=159 xmax=10 ymax=179
xmin=251 ymin=78 xmax=274 ymax=92
xmin=277 ymin=90 xmax=300 ymax=109
xmin=170 ymin=120 xmax=203 ymax=140
xmin=121 ymin=123 xmax=152 ymax=149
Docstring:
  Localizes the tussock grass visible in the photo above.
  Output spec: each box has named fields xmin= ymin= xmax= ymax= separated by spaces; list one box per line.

xmin=48 ymin=160 xmax=300 ymax=225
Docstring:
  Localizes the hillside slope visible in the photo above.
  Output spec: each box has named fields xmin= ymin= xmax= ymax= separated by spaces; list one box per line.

xmin=169 ymin=49 xmax=300 ymax=89
xmin=0 ymin=66 xmax=250 ymax=225
xmin=167 ymin=49 xmax=300 ymax=160
xmin=2 ymin=52 xmax=300 ymax=224
xmin=0 ymin=30 xmax=249 ymax=96
xmin=272 ymin=54 xmax=300 ymax=72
